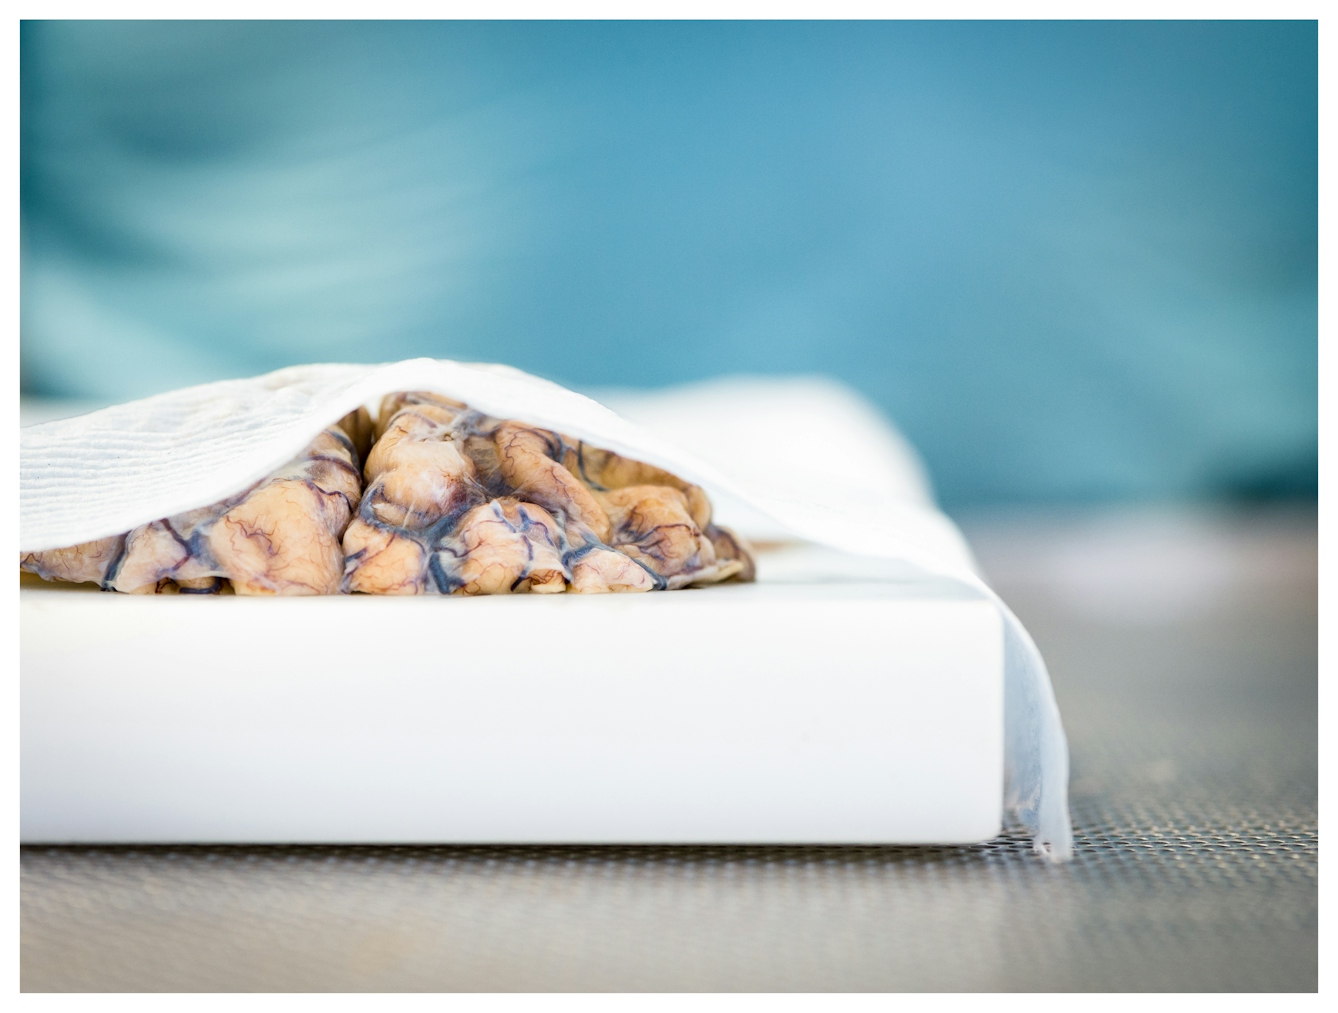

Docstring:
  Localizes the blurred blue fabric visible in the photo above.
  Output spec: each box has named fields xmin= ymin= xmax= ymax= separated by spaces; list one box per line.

xmin=20 ymin=21 xmax=1316 ymax=506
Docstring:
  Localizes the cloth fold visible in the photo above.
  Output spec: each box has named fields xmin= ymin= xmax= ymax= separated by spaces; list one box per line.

xmin=19 ymin=357 xmax=1073 ymax=859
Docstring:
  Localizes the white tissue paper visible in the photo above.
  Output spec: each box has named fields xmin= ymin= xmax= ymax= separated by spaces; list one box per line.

xmin=19 ymin=357 xmax=1073 ymax=859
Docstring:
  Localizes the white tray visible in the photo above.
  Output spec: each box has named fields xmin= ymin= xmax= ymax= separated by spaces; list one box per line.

xmin=20 ymin=554 xmax=1003 ymax=845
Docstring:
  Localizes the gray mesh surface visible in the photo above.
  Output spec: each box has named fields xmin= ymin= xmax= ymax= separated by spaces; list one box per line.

xmin=21 ymin=506 xmax=1317 ymax=991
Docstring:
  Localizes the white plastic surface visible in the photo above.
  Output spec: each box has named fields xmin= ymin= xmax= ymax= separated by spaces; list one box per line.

xmin=20 ymin=575 xmax=1003 ymax=844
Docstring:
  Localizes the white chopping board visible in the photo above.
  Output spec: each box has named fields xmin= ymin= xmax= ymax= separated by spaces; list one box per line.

xmin=20 ymin=546 xmax=1003 ymax=844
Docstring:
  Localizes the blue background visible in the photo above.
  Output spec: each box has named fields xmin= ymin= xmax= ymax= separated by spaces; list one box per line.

xmin=20 ymin=21 xmax=1317 ymax=507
